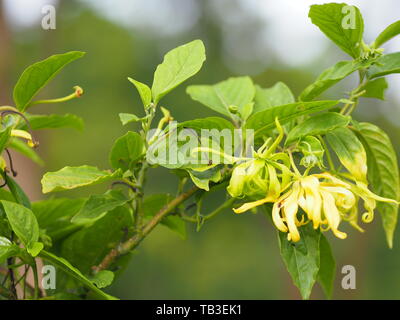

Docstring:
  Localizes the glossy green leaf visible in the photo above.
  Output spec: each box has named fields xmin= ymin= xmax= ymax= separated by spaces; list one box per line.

xmin=90 ymin=270 xmax=115 ymax=289
xmin=109 ymin=131 xmax=144 ymax=171
xmin=119 ymin=113 xmax=141 ymax=126
xmin=326 ymin=127 xmax=367 ymax=183
xmin=1 ymin=200 xmax=39 ymax=251
xmin=9 ymin=138 xmax=44 ymax=166
xmin=152 ymin=40 xmax=206 ymax=104
xmin=41 ymin=165 xmax=122 ymax=193
xmin=32 ymin=198 xmax=85 ymax=241
xmin=61 ymin=206 xmax=133 ymax=274
xmin=143 ymin=194 xmax=187 ymax=239
xmin=187 ymin=77 xmax=255 ymax=117
xmin=309 ymin=3 xmax=364 ymax=58
xmin=245 ymin=100 xmax=339 ymax=138
xmin=278 ymin=224 xmax=321 ymax=300
xmin=179 ymin=116 xmax=235 ymax=132
xmin=356 ymin=122 xmax=400 ymax=247
xmin=27 ymin=241 xmax=44 ymax=257
xmin=253 ymin=82 xmax=295 ymax=113
xmin=188 ymin=166 xmax=222 ymax=191
xmin=300 ymin=60 xmax=368 ymax=101
xmin=318 ymin=235 xmax=336 ymax=299
xmin=360 ymin=78 xmax=388 ymax=100
xmin=368 ymin=52 xmax=400 ymax=78
xmin=286 ymin=112 xmax=350 ymax=144
xmin=26 ymin=114 xmax=84 ymax=131
xmin=374 ymin=20 xmax=400 ymax=48
xmin=71 ymin=189 xmax=129 ymax=224
xmin=0 ymin=236 xmax=20 ymax=264
xmin=128 ymin=77 xmax=152 ymax=107
xmin=0 ymin=128 xmax=11 ymax=155
xmin=3 ymin=174 xmax=31 ymax=208
xmin=13 ymin=51 xmax=85 ymax=111
xmin=39 ymin=250 xmax=117 ymax=300
xmin=148 ymin=117 xmax=235 ymax=170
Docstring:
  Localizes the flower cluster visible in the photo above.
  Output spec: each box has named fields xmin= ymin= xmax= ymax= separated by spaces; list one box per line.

xmin=228 ymin=120 xmax=398 ymax=242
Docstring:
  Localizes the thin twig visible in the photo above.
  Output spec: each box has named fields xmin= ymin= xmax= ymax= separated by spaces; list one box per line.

xmin=93 ymin=186 xmax=199 ymax=272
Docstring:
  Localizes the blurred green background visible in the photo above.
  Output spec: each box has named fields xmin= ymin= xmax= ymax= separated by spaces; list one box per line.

xmin=1 ymin=0 xmax=400 ymax=299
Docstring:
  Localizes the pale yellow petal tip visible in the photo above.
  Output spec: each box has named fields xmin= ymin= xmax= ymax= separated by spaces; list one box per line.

xmin=232 ymin=207 xmax=245 ymax=214
xmin=287 ymin=232 xmax=301 ymax=242
xmin=361 ymin=212 xmax=374 ymax=223
xmin=334 ymin=230 xmax=347 ymax=240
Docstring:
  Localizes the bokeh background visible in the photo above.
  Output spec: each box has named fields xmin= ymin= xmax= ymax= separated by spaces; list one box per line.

xmin=0 ymin=0 xmax=400 ymax=299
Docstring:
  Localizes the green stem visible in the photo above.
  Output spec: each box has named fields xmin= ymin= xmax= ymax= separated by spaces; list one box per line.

xmin=94 ymin=186 xmax=199 ymax=272
xmin=204 ymin=197 xmax=236 ymax=221
xmin=32 ymin=261 xmax=40 ymax=300
xmin=29 ymin=86 xmax=83 ymax=108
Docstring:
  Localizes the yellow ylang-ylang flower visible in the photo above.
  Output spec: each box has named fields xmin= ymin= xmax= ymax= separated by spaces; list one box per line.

xmin=234 ymin=172 xmax=398 ymax=242
xmin=227 ymin=118 xmax=291 ymax=200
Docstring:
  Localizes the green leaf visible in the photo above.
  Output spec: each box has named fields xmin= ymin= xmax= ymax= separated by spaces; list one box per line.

xmin=9 ymin=138 xmax=44 ymax=166
xmin=71 ymin=189 xmax=129 ymax=224
xmin=309 ymin=3 xmax=364 ymax=58
xmin=1 ymin=200 xmax=39 ymax=251
xmin=286 ymin=112 xmax=350 ymax=144
xmin=300 ymin=60 xmax=369 ymax=101
xmin=0 ymin=236 xmax=20 ymax=264
xmin=0 ymin=127 xmax=11 ymax=155
xmin=128 ymin=77 xmax=152 ymax=107
xmin=143 ymin=194 xmax=187 ymax=239
xmin=188 ymin=166 xmax=222 ymax=191
xmin=374 ymin=20 xmax=400 ymax=48
xmin=3 ymin=174 xmax=31 ymax=208
xmin=318 ymin=235 xmax=336 ymax=299
xmin=368 ymin=52 xmax=400 ymax=78
xmin=360 ymin=78 xmax=388 ymax=100
xmin=245 ymin=100 xmax=339 ymax=138
xmin=26 ymin=114 xmax=84 ymax=131
xmin=278 ymin=224 xmax=321 ymax=300
xmin=187 ymin=77 xmax=255 ymax=117
xmin=160 ymin=215 xmax=187 ymax=240
xmin=41 ymin=165 xmax=122 ymax=193
xmin=13 ymin=51 xmax=85 ymax=111
xmin=0 ymin=189 xmax=14 ymax=202
xmin=39 ymin=250 xmax=117 ymax=300
xmin=152 ymin=40 xmax=206 ymax=104
xmin=356 ymin=122 xmax=400 ymax=247
xmin=61 ymin=206 xmax=133 ymax=274
xmin=32 ymin=198 xmax=85 ymax=241
xmin=109 ymin=132 xmax=144 ymax=171
xmin=326 ymin=127 xmax=367 ymax=183
xmin=90 ymin=270 xmax=115 ymax=289
xmin=27 ymin=241 xmax=44 ymax=257
xmin=253 ymin=82 xmax=295 ymax=113
xmin=240 ymin=102 xmax=254 ymax=121
xmin=148 ymin=117 xmax=235 ymax=170
xmin=119 ymin=113 xmax=141 ymax=126
xmin=180 ymin=116 xmax=235 ymax=132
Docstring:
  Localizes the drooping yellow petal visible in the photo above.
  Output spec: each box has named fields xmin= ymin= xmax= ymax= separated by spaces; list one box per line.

xmin=321 ymin=185 xmax=356 ymax=212
xmin=232 ymin=195 xmax=274 ymax=214
xmin=282 ymin=182 xmax=301 ymax=242
xmin=320 ymin=189 xmax=347 ymax=240
xmin=267 ymin=164 xmax=280 ymax=199
xmin=11 ymin=129 xmax=36 ymax=147
xmin=272 ymin=201 xmax=288 ymax=233
xmin=227 ymin=162 xmax=250 ymax=198
xmin=300 ymin=176 xmax=322 ymax=229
